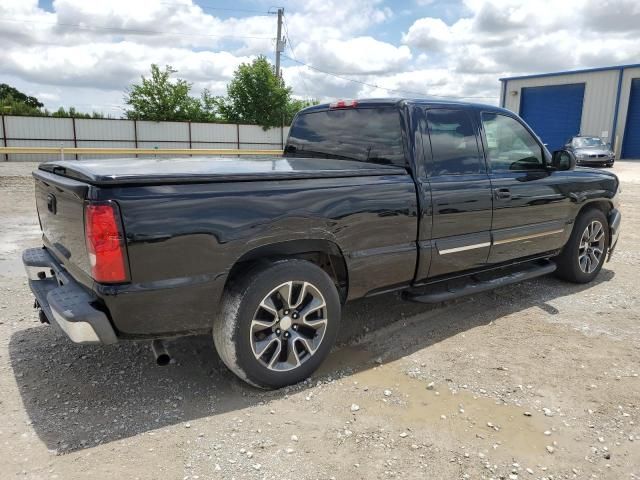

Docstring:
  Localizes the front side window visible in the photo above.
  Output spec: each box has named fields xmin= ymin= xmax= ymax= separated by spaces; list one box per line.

xmin=481 ymin=113 xmax=544 ymax=171
xmin=426 ymin=109 xmax=482 ymax=176
xmin=284 ymin=108 xmax=405 ymax=166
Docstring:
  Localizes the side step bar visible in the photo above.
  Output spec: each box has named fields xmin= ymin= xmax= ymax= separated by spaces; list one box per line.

xmin=403 ymin=260 xmax=557 ymax=304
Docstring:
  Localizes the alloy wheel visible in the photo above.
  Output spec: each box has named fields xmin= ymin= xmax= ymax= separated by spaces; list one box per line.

xmin=578 ymin=220 xmax=605 ymax=273
xmin=250 ymin=281 xmax=328 ymax=372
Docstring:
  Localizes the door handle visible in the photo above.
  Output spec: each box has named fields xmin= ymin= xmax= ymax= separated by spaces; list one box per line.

xmin=494 ymin=188 xmax=511 ymax=200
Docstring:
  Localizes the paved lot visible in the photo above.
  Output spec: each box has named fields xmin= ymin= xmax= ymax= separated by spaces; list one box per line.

xmin=0 ymin=161 xmax=639 ymax=479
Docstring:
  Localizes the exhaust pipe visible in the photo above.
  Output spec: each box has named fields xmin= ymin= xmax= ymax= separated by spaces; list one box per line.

xmin=151 ymin=340 xmax=171 ymax=366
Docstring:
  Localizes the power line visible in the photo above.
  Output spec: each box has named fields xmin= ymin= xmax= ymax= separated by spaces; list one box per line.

xmin=0 ymin=17 xmax=273 ymax=40
xmin=282 ymin=15 xmax=313 ymax=101
xmin=281 ymin=54 xmax=496 ymax=100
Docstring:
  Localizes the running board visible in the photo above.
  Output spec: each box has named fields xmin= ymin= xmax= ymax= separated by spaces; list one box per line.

xmin=403 ymin=260 xmax=557 ymax=304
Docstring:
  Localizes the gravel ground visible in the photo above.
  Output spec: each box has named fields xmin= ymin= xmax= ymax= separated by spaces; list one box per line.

xmin=0 ymin=161 xmax=639 ymax=480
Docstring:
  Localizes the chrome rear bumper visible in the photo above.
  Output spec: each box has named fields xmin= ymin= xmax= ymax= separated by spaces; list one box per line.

xmin=23 ymin=247 xmax=118 ymax=344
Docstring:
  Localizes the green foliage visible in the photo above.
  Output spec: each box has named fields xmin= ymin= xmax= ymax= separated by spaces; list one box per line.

xmin=216 ymin=56 xmax=288 ymax=128
xmin=0 ymin=83 xmax=43 ymax=109
xmin=217 ymin=56 xmax=316 ymax=129
xmin=199 ymin=89 xmax=221 ymax=122
xmin=0 ymin=95 xmax=43 ymax=116
xmin=124 ymin=64 xmax=218 ymax=122
xmin=51 ymin=107 xmax=105 ymax=119
xmin=123 ymin=60 xmax=315 ymax=127
xmin=3 ymin=60 xmax=316 ymax=125
xmin=1 ymin=83 xmax=44 ymax=115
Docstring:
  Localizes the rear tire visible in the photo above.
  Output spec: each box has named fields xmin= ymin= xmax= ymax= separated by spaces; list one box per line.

xmin=213 ymin=259 xmax=341 ymax=389
xmin=554 ymin=208 xmax=609 ymax=283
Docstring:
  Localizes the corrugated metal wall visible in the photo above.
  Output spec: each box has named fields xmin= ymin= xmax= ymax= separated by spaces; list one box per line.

xmin=191 ymin=122 xmax=237 ymax=150
xmin=503 ymin=70 xmax=619 ymax=145
xmin=0 ymin=116 xmax=289 ymax=161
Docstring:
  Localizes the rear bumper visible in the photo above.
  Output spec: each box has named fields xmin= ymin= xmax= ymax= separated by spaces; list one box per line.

xmin=22 ymin=247 xmax=118 ymax=345
xmin=608 ymin=208 xmax=621 ymax=260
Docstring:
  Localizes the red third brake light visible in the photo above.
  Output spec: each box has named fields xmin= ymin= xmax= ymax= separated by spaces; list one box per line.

xmin=330 ymin=99 xmax=358 ymax=109
xmin=84 ymin=202 xmax=127 ymax=283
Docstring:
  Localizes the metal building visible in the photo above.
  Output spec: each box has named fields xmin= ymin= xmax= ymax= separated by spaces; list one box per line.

xmin=499 ymin=64 xmax=640 ymax=159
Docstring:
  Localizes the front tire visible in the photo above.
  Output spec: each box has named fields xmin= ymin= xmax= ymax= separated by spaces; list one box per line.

xmin=213 ymin=259 xmax=341 ymax=389
xmin=555 ymin=208 xmax=609 ymax=283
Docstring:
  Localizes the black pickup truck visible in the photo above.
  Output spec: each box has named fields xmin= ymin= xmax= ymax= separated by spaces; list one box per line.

xmin=23 ymin=98 xmax=621 ymax=388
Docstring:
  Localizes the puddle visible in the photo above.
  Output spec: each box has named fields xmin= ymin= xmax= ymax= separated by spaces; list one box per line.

xmin=317 ymin=345 xmax=373 ymax=375
xmin=323 ymin=354 xmax=555 ymax=459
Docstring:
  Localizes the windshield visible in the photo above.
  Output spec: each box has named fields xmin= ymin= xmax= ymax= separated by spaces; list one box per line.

xmin=284 ymin=107 xmax=405 ymax=167
xmin=573 ymin=137 xmax=606 ymax=148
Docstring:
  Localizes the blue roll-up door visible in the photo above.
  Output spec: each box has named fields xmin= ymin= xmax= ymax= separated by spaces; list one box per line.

xmin=621 ymin=78 xmax=640 ymax=159
xmin=519 ymin=83 xmax=585 ymax=152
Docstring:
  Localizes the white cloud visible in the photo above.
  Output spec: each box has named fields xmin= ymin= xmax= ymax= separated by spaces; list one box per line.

xmin=0 ymin=0 xmax=404 ymax=111
xmin=281 ymin=66 xmax=364 ymax=101
xmin=295 ymin=37 xmax=412 ymax=75
xmin=403 ymin=17 xmax=456 ymax=52
xmin=404 ymin=0 xmax=640 ymax=77
xmin=1 ymin=42 xmax=251 ymax=92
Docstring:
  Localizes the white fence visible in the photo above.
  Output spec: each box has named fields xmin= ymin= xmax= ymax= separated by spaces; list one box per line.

xmin=0 ymin=115 xmax=290 ymax=161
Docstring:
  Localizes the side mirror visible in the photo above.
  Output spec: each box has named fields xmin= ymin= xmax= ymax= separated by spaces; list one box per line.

xmin=551 ymin=149 xmax=576 ymax=171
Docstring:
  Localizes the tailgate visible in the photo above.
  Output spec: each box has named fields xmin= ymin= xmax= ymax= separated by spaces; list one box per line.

xmin=33 ymin=170 xmax=93 ymax=285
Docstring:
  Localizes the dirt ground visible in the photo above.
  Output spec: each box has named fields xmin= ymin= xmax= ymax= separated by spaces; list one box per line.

xmin=0 ymin=161 xmax=638 ymax=480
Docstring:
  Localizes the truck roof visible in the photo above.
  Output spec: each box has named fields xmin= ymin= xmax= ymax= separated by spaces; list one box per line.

xmin=300 ymin=98 xmax=509 ymax=115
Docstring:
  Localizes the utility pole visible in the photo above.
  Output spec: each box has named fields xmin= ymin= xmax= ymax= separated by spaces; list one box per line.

xmin=274 ymin=7 xmax=285 ymax=78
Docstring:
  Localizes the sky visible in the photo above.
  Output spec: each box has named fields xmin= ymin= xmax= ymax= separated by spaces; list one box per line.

xmin=1 ymin=0 xmax=639 ymax=117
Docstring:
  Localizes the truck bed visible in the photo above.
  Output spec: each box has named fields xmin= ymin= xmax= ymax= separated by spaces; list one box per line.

xmin=31 ymin=156 xmax=419 ymax=337
xmin=38 ymin=156 xmax=407 ymax=186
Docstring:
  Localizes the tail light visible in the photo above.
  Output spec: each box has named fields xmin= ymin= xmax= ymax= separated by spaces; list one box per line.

xmin=330 ymin=99 xmax=358 ymax=109
xmin=84 ymin=202 xmax=128 ymax=283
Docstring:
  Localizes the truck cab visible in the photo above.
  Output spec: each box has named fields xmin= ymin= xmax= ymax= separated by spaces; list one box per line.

xmin=285 ymin=99 xmax=619 ymax=283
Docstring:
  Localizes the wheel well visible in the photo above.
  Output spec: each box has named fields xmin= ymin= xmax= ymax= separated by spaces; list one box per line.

xmin=578 ymin=200 xmax=612 ymax=221
xmin=558 ymin=200 xmax=613 ymax=256
xmin=226 ymin=240 xmax=349 ymax=303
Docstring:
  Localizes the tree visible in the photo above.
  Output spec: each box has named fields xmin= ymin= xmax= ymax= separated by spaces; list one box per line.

xmin=0 ymin=84 xmax=43 ymax=109
xmin=124 ymin=64 xmax=215 ymax=122
xmin=1 ymin=95 xmax=43 ymax=116
xmin=199 ymin=89 xmax=221 ymax=122
xmin=123 ymin=61 xmax=315 ymax=126
xmin=51 ymin=107 xmax=105 ymax=119
xmin=0 ymin=84 xmax=45 ymax=116
xmin=217 ymin=56 xmax=315 ymax=129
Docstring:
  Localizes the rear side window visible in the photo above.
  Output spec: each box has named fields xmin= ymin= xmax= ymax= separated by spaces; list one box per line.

xmin=284 ymin=108 xmax=405 ymax=166
xmin=426 ymin=109 xmax=482 ymax=176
